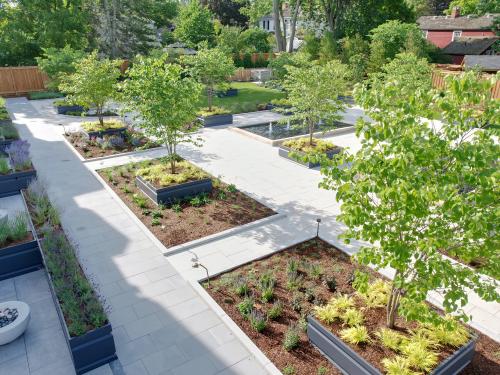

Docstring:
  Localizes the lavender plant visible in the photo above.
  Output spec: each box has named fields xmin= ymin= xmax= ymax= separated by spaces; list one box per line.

xmin=6 ymin=140 xmax=31 ymax=171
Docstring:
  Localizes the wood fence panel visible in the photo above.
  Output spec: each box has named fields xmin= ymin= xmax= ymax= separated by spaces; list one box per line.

xmin=491 ymin=80 xmax=500 ymax=100
xmin=0 ymin=67 xmax=48 ymax=96
xmin=432 ymin=70 xmax=499 ymax=99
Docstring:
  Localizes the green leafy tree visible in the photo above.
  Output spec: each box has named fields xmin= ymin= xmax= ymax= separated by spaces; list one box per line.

xmin=238 ymin=0 xmax=272 ymax=26
xmin=239 ymin=27 xmax=271 ymax=53
xmin=446 ymin=0 xmax=499 ymax=14
xmin=321 ymin=70 xmax=499 ymax=328
xmin=174 ymin=1 xmax=215 ymax=48
xmin=121 ymin=55 xmax=203 ymax=173
xmin=36 ymin=46 xmax=85 ymax=90
xmin=182 ymin=47 xmax=236 ymax=111
xmin=216 ymin=25 xmax=243 ymax=54
xmin=282 ymin=60 xmax=349 ymax=145
xmin=60 ymin=51 xmax=121 ymax=125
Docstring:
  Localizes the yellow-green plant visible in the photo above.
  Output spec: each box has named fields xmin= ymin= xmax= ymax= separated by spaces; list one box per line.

xmin=136 ymin=160 xmax=208 ymax=187
xmin=418 ymin=316 xmax=470 ymax=348
xmin=282 ymin=137 xmax=336 ymax=154
xmin=82 ymin=119 xmax=124 ymax=132
xmin=339 ymin=325 xmax=370 ymax=345
xmin=357 ymin=279 xmax=390 ymax=308
xmin=400 ymin=341 xmax=438 ymax=372
xmin=381 ymin=356 xmax=419 ymax=375
xmin=314 ymin=304 xmax=340 ymax=324
xmin=375 ymin=328 xmax=407 ymax=352
xmin=329 ymin=295 xmax=355 ymax=311
xmin=341 ymin=308 xmax=364 ymax=327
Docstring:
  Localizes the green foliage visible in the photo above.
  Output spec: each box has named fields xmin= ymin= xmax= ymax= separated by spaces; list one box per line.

xmin=233 ymin=276 xmax=250 ymax=296
xmin=237 ymin=296 xmax=254 ymax=318
xmin=182 ymin=47 xmax=236 ymax=111
xmin=216 ymin=26 xmax=242 ymax=54
xmin=319 ymin=31 xmax=339 ymax=63
xmin=283 ymin=323 xmax=300 ymax=351
xmin=132 ymin=194 xmax=149 ymax=209
xmin=376 ymin=328 xmax=407 ymax=352
xmin=317 ymin=366 xmax=328 ymax=375
xmin=282 ymin=364 xmax=296 ymax=375
xmin=282 ymin=138 xmax=336 ymax=154
xmin=36 ymin=46 xmax=85 ymax=90
xmin=400 ymin=341 xmax=439 ymax=372
xmin=121 ymin=55 xmax=203 ymax=173
xmin=357 ymin=279 xmax=391 ymax=309
xmin=60 ymin=51 xmax=121 ymax=125
xmin=174 ymin=1 xmax=215 ymax=48
xmin=0 ymin=159 xmax=9 ymax=175
xmin=27 ymin=91 xmax=65 ymax=100
xmin=382 ymin=356 xmax=417 ymax=375
xmin=418 ymin=316 xmax=470 ymax=347
xmin=258 ymin=271 xmax=276 ymax=302
xmin=239 ymin=27 xmax=271 ymax=53
xmin=322 ymin=68 xmax=500 ymax=327
xmin=0 ymin=213 xmax=29 ymax=247
xmin=314 ymin=304 xmax=341 ymax=324
xmin=226 ymin=184 xmax=237 ymax=193
xmin=81 ymin=120 xmax=124 ymax=132
xmin=0 ymin=123 xmax=20 ymax=141
xmin=197 ymin=106 xmax=230 ymax=116
xmin=302 ymin=32 xmax=321 ymax=60
xmin=281 ymin=60 xmax=349 ymax=144
xmin=249 ymin=310 xmax=267 ymax=332
xmin=341 ymin=308 xmax=364 ymax=327
xmin=267 ymin=300 xmax=283 ymax=320
xmin=136 ymin=160 xmax=208 ymax=188
xmin=339 ymin=326 xmax=370 ymax=345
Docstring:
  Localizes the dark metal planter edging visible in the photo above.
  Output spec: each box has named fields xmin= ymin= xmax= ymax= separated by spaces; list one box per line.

xmin=136 ymin=175 xmax=213 ymax=205
xmin=0 ymin=138 xmax=16 ymax=152
xmin=199 ymin=113 xmax=233 ymax=127
xmin=0 ymin=192 xmax=42 ymax=281
xmin=25 ymin=191 xmax=117 ymax=374
xmin=307 ymin=316 xmax=477 ymax=375
xmin=278 ymin=146 xmax=342 ymax=169
xmin=216 ymin=88 xmax=239 ymax=97
xmin=0 ymin=119 xmax=13 ymax=126
xmin=55 ymin=104 xmax=85 ymax=115
xmin=83 ymin=127 xmax=127 ymax=139
xmin=0 ymin=169 xmax=37 ymax=197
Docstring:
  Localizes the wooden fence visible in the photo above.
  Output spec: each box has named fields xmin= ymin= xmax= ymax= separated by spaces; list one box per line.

xmin=0 ymin=67 xmax=48 ymax=96
xmin=431 ymin=70 xmax=500 ymax=99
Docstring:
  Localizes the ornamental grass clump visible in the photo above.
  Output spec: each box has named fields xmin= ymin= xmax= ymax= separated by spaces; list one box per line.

xmin=339 ymin=325 xmax=370 ymax=345
xmin=0 ymin=213 xmax=29 ymax=247
xmin=283 ymin=323 xmax=301 ymax=351
xmin=282 ymin=138 xmax=336 ymax=154
xmin=249 ymin=310 xmax=267 ymax=332
xmin=0 ymin=123 xmax=19 ymax=140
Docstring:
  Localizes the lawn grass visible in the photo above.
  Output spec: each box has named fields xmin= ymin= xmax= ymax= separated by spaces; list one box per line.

xmin=198 ymin=82 xmax=285 ymax=114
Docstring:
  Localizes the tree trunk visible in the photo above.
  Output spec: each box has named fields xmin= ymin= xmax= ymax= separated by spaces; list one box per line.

xmin=288 ymin=0 xmax=300 ymax=52
xmin=273 ymin=0 xmax=285 ymax=52
xmin=207 ymin=85 xmax=213 ymax=111
xmin=97 ymin=105 xmax=104 ymax=126
xmin=386 ymin=278 xmax=401 ymax=329
xmin=309 ymin=119 xmax=314 ymax=146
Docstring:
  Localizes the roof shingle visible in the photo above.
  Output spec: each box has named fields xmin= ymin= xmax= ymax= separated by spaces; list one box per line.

xmin=417 ymin=14 xmax=498 ymax=30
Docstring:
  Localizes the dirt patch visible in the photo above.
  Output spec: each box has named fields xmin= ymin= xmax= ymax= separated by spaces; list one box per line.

xmin=205 ymin=239 xmax=500 ymax=375
xmin=98 ymin=158 xmax=275 ymax=248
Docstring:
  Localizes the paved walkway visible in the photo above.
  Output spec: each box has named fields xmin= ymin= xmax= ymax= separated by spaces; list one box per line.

xmin=2 ymin=98 xmax=499 ymax=375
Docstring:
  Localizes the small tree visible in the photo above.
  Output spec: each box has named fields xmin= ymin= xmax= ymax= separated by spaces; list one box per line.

xmin=320 ymin=70 xmax=499 ymax=328
xmin=281 ymin=60 xmax=349 ymax=145
xmin=60 ymin=51 xmax=121 ymax=125
xmin=174 ymin=0 xmax=215 ymax=48
xmin=121 ymin=55 xmax=202 ymax=173
xmin=36 ymin=46 xmax=85 ymax=90
xmin=182 ymin=47 xmax=235 ymax=111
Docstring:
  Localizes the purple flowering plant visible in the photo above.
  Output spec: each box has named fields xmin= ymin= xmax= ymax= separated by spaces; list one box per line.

xmin=6 ymin=140 xmax=32 ymax=171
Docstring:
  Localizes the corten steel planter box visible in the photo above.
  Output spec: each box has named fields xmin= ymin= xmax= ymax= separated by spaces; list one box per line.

xmin=278 ymin=146 xmax=342 ymax=169
xmin=83 ymin=127 xmax=127 ymax=139
xmin=0 ymin=193 xmax=42 ymax=281
xmin=55 ymin=104 xmax=85 ymax=115
xmin=136 ymin=175 xmax=213 ymax=205
xmin=0 ymin=169 xmax=37 ymax=197
xmin=33 ymin=228 xmax=116 ymax=373
xmin=199 ymin=114 xmax=233 ymax=127
xmin=307 ymin=316 xmax=477 ymax=375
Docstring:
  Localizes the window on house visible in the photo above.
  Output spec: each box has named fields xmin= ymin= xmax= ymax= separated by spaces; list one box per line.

xmin=452 ymin=30 xmax=462 ymax=41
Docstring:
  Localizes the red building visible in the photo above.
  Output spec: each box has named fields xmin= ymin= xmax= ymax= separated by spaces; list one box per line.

xmin=417 ymin=7 xmax=497 ymax=49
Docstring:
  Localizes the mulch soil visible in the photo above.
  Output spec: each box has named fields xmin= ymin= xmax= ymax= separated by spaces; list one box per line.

xmin=99 ymin=160 xmax=275 ymax=248
xmin=205 ymin=238 xmax=500 ymax=375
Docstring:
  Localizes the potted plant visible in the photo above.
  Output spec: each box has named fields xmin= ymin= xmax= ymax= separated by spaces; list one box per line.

xmin=121 ymin=54 xmax=206 ymax=203
xmin=318 ymin=63 xmax=499 ymax=374
xmin=0 ymin=207 xmax=41 ymax=281
xmin=277 ymin=60 xmax=349 ymax=166
xmin=182 ymin=47 xmax=236 ymax=126
xmin=279 ymin=137 xmax=342 ymax=168
xmin=0 ymin=140 xmax=37 ymax=197
xmin=59 ymin=51 xmax=122 ymax=129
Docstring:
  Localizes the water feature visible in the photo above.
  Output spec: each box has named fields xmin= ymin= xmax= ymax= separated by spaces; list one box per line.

xmin=240 ymin=121 xmax=353 ymax=140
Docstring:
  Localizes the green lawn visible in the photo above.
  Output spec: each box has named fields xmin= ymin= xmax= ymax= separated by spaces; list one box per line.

xmin=198 ymin=82 xmax=286 ymax=114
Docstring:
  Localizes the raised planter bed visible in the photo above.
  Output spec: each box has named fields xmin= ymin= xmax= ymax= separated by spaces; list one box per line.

xmin=278 ymin=145 xmax=342 ymax=168
xmin=83 ymin=126 xmax=127 ymax=139
xmin=0 ymin=169 xmax=37 ymax=197
xmin=136 ymin=175 xmax=212 ymax=205
xmin=0 ymin=193 xmax=42 ymax=281
xmin=307 ymin=316 xmax=477 ymax=375
xmin=0 ymin=139 xmax=14 ymax=152
xmin=56 ymin=104 xmax=85 ymax=115
xmin=198 ymin=113 xmax=233 ymax=127
xmin=216 ymin=88 xmax=239 ymax=97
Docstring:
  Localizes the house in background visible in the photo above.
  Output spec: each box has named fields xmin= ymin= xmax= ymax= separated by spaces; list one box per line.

xmin=417 ymin=7 xmax=497 ymax=49
xmin=463 ymin=55 xmax=500 ymax=72
xmin=442 ymin=36 xmax=498 ymax=64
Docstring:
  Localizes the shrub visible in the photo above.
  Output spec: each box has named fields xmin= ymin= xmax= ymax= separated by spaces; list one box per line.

xmin=258 ymin=272 xmax=276 ymax=302
xmin=132 ymin=194 xmax=149 ymax=209
xmin=237 ymin=296 xmax=254 ymax=319
xmin=136 ymin=160 xmax=208 ymax=188
xmin=267 ymin=301 xmax=283 ymax=320
xmin=8 ymin=213 xmax=28 ymax=242
xmin=282 ymin=364 xmax=296 ymax=375
xmin=0 ymin=123 xmax=20 ymax=140
xmin=282 ymin=138 xmax=336 ymax=154
xmin=340 ymin=326 xmax=370 ymax=345
xmin=249 ymin=310 xmax=267 ymax=332
xmin=0 ymin=159 xmax=9 ymax=175
xmin=283 ymin=324 xmax=300 ymax=351
xmin=226 ymin=184 xmax=237 ymax=193
xmin=28 ymin=91 xmax=65 ymax=100
xmin=418 ymin=316 xmax=470 ymax=347
xmin=36 ymin=46 xmax=85 ymax=90
xmin=329 ymin=295 xmax=355 ymax=311
xmin=197 ymin=106 xmax=230 ymax=116
xmin=400 ymin=341 xmax=438 ymax=372
xmin=233 ymin=276 xmax=249 ymax=296
xmin=322 ymin=274 xmax=337 ymax=292
xmin=82 ymin=120 xmax=124 ymax=132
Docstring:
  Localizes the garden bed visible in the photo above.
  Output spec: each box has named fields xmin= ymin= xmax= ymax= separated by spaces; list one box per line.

xmin=64 ymin=129 xmax=160 ymax=160
xmin=0 ymin=122 xmax=20 ymax=151
xmin=279 ymin=138 xmax=342 ymax=169
xmin=203 ymin=239 xmax=500 ymax=375
xmin=98 ymin=158 xmax=275 ymax=248
xmin=24 ymin=183 xmax=116 ymax=374
xmin=80 ymin=120 xmax=127 ymax=138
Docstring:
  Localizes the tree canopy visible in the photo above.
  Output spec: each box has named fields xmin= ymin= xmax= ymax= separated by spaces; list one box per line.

xmin=174 ymin=1 xmax=216 ymax=48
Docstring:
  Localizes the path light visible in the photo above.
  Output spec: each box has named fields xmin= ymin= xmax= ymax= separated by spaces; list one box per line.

xmin=316 ymin=218 xmax=322 ymax=237
xmin=191 ymin=258 xmax=210 ymax=287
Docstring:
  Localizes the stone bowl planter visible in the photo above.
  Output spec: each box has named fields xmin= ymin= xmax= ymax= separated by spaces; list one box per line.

xmin=0 ymin=301 xmax=30 ymax=345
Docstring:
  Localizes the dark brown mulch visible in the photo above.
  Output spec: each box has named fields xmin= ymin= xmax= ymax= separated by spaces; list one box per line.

xmin=205 ymin=239 xmax=500 ymax=375
xmin=64 ymin=132 xmax=160 ymax=160
xmin=98 ymin=160 xmax=275 ymax=248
